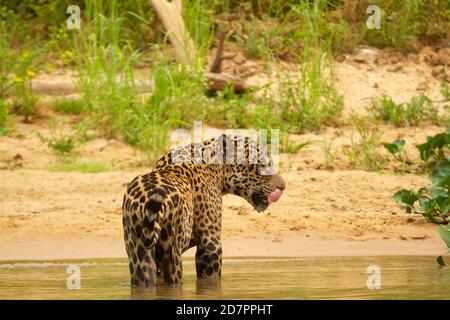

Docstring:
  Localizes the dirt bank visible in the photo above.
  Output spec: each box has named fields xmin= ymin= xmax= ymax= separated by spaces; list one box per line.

xmin=0 ymin=166 xmax=446 ymax=261
xmin=0 ymin=47 xmax=448 ymax=261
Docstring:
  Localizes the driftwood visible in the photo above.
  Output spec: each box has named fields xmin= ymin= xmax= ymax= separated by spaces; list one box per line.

xmin=150 ymin=0 xmax=247 ymax=93
xmin=149 ymin=0 xmax=196 ymax=67
xmin=205 ymin=72 xmax=246 ymax=93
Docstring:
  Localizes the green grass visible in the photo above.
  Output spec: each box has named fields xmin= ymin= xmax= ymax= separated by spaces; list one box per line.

xmin=369 ymin=95 xmax=439 ymax=127
xmin=53 ymin=98 xmax=84 ymax=114
xmin=35 ymin=119 xmax=76 ymax=156
xmin=343 ymin=118 xmax=387 ymax=171
xmin=69 ymin=0 xmax=346 ymax=159
xmin=2 ymin=0 xmax=447 ymax=160
xmin=0 ymin=101 xmax=8 ymax=134
xmin=274 ymin=0 xmax=344 ymax=133
xmin=72 ymin=0 xmax=212 ymax=161
xmin=322 ymin=137 xmax=337 ymax=169
xmin=363 ymin=0 xmax=450 ymax=52
xmin=47 ymin=160 xmax=113 ymax=173
xmin=441 ymin=82 xmax=450 ymax=101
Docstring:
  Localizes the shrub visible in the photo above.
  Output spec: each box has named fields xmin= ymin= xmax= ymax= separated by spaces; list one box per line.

xmin=394 ymin=129 xmax=450 ymax=265
xmin=369 ymin=95 xmax=438 ymax=127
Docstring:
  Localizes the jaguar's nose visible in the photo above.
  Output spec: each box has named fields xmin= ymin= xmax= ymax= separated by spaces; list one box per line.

xmin=271 ymin=174 xmax=286 ymax=192
xmin=276 ymin=178 xmax=286 ymax=191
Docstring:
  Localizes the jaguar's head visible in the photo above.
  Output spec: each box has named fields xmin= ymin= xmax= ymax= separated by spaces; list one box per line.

xmin=220 ymin=135 xmax=286 ymax=212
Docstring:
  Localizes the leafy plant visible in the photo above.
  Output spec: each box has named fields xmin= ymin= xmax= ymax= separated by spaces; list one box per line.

xmin=383 ymin=139 xmax=413 ymax=166
xmin=415 ymin=129 xmax=450 ymax=170
xmin=394 ymin=129 xmax=450 ymax=265
xmin=437 ymin=225 xmax=450 ymax=266
xmin=394 ymin=160 xmax=450 ymax=224
xmin=384 ymin=130 xmax=450 ymax=173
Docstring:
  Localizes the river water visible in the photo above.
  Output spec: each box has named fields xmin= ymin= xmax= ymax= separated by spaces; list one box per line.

xmin=0 ymin=256 xmax=449 ymax=299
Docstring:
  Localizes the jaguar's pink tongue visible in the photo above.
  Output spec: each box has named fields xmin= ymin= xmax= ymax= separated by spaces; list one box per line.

xmin=268 ymin=188 xmax=283 ymax=204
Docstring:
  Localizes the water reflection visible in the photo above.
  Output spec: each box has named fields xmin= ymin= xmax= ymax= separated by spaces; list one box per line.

xmin=129 ymin=277 xmax=222 ymax=299
xmin=196 ymin=278 xmax=222 ymax=298
xmin=0 ymin=257 xmax=449 ymax=299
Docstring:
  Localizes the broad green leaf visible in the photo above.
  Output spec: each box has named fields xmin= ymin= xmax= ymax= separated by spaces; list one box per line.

xmin=418 ymin=196 xmax=433 ymax=213
xmin=445 ymin=130 xmax=450 ymax=144
xmin=431 ymin=132 xmax=449 ymax=150
xmin=429 ymin=160 xmax=450 ymax=186
xmin=416 ymin=131 xmax=450 ymax=162
xmin=383 ymin=139 xmax=405 ymax=155
xmin=416 ymin=138 xmax=433 ymax=161
xmin=393 ymin=189 xmax=418 ymax=213
xmin=435 ymin=197 xmax=450 ymax=216
xmin=427 ymin=185 xmax=449 ymax=198
xmin=438 ymin=225 xmax=450 ymax=248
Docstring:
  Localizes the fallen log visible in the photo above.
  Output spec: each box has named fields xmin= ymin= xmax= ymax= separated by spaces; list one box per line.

xmin=205 ymin=72 xmax=247 ymax=93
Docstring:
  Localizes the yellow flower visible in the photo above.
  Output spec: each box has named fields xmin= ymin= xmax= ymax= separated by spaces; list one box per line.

xmin=26 ymin=69 xmax=36 ymax=78
xmin=12 ymin=76 xmax=23 ymax=83
xmin=22 ymin=51 xmax=29 ymax=59
xmin=64 ymin=50 xmax=74 ymax=58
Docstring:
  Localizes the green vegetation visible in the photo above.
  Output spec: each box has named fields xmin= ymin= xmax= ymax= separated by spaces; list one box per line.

xmin=364 ymin=0 xmax=449 ymax=51
xmin=369 ymin=95 xmax=439 ymax=127
xmin=0 ymin=0 xmax=449 ymax=160
xmin=322 ymin=137 xmax=337 ymax=169
xmin=343 ymin=118 xmax=387 ymax=170
xmin=35 ymin=119 xmax=77 ymax=156
xmin=53 ymin=98 xmax=84 ymax=114
xmin=393 ymin=129 xmax=450 ymax=265
xmin=442 ymin=82 xmax=450 ymax=101
xmin=383 ymin=139 xmax=413 ymax=170
xmin=0 ymin=0 xmax=449 ymax=270
xmin=0 ymin=6 xmax=39 ymax=125
xmin=47 ymin=160 xmax=114 ymax=173
xmin=0 ymin=101 xmax=8 ymax=135
xmin=386 ymin=130 xmax=450 ymax=172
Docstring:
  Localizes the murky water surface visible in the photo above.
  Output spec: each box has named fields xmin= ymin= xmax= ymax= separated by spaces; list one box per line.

xmin=0 ymin=256 xmax=449 ymax=299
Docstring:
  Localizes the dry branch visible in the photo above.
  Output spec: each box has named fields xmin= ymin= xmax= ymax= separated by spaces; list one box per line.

xmin=209 ymin=30 xmax=236 ymax=73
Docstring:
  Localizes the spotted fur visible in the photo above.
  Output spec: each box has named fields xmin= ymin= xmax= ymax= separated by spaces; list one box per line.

xmin=122 ymin=134 xmax=286 ymax=287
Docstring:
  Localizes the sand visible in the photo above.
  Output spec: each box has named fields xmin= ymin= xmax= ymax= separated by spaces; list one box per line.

xmin=0 ymin=46 xmax=449 ymax=261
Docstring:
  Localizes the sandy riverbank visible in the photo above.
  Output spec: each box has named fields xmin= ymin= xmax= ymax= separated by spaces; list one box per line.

xmin=0 ymin=236 xmax=445 ymax=261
